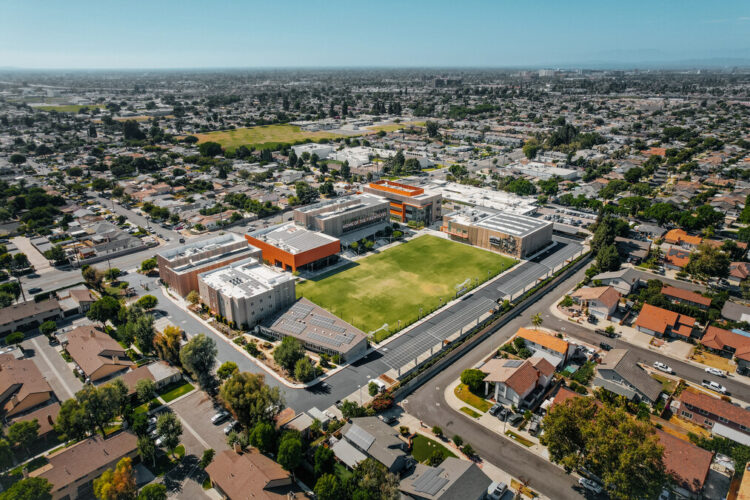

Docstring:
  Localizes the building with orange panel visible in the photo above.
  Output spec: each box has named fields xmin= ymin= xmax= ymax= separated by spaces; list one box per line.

xmin=363 ymin=179 xmax=442 ymax=224
xmin=245 ymin=222 xmax=340 ymax=272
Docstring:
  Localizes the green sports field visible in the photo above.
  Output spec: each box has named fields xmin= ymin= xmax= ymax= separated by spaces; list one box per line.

xmin=36 ymin=104 xmax=104 ymax=113
xmin=195 ymin=124 xmax=350 ymax=152
xmin=296 ymin=235 xmax=516 ymax=342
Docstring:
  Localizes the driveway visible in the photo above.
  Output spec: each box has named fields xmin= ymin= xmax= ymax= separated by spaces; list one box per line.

xmin=12 ymin=236 xmax=53 ymax=274
xmin=23 ymin=334 xmax=82 ymax=400
xmin=169 ymin=390 xmax=230 ymax=455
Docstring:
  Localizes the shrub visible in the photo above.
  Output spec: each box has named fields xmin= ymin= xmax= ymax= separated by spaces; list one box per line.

xmin=432 ymin=426 xmax=443 ymax=437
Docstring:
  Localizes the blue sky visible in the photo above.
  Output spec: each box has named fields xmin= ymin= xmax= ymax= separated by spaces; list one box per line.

xmin=1 ymin=0 xmax=748 ymax=69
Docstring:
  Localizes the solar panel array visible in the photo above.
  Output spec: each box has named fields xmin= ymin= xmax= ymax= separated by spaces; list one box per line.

xmin=411 ymin=467 xmax=448 ymax=495
xmin=310 ymin=315 xmax=347 ymax=334
xmin=279 ymin=320 xmax=306 ymax=336
xmin=346 ymin=424 xmax=375 ymax=451
xmin=503 ymin=359 xmax=524 ymax=368
xmin=288 ymin=302 xmax=314 ymax=320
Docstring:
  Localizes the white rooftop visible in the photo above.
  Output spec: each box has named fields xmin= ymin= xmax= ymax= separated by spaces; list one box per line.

xmin=199 ymin=257 xmax=293 ymax=299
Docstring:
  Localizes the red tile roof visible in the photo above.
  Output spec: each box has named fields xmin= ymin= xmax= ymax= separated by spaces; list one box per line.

xmin=661 ymin=286 xmax=712 ymax=307
xmin=656 ymin=429 xmax=713 ymax=494
xmin=634 ymin=304 xmax=696 ymax=337
xmin=516 ymin=328 xmax=569 ymax=355
xmin=679 ymin=389 xmax=750 ymax=429
xmin=731 ymin=262 xmax=750 ymax=281
xmin=701 ymin=326 xmax=750 ymax=358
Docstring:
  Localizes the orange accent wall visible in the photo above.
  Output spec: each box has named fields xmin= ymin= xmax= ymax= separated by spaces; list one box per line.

xmin=368 ymin=180 xmax=424 ymax=197
xmin=245 ymin=235 xmax=340 ymax=271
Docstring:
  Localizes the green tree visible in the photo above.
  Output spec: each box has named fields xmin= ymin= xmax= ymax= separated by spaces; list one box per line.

xmin=43 ymin=245 xmax=66 ymax=264
xmin=425 ymin=121 xmax=439 ymax=138
xmin=0 ymin=477 xmax=52 ymax=500
xmin=368 ymin=381 xmax=379 ymax=396
xmin=198 ymin=141 xmax=223 ymax=157
xmin=293 ymin=181 xmax=319 ymax=205
xmin=137 ymin=435 xmax=157 ymax=468
xmin=739 ymin=194 xmax=750 ymax=224
xmin=7 ymin=420 xmax=39 ymax=455
xmin=55 ymin=398 xmax=90 ymax=442
xmin=130 ymin=312 xmax=155 ymax=353
xmin=523 ymin=138 xmax=541 ymax=159
xmin=314 ymin=446 xmax=335 ymax=477
xmin=135 ymin=379 xmax=156 ymax=404
xmin=137 ymin=484 xmax=167 ymax=500
xmin=5 ymin=331 xmax=24 ymax=345
xmin=179 ymin=334 xmax=218 ymax=389
xmin=93 ymin=457 xmax=137 ymax=500
xmin=249 ymin=421 xmax=276 ymax=454
xmin=685 ymin=243 xmax=730 ymax=280
xmin=340 ymin=400 xmax=367 ymax=419
xmin=452 ymin=435 xmax=463 ymax=447
xmin=76 ymin=384 xmax=117 ymax=437
xmin=135 ymin=295 xmax=158 ymax=310
xmin=532 ymin=312 xmax=543 ymax=329
xmin=293 ymin=357 xmax=316 ymax=382
xmin=219 ymin=372 xmax=283 ymax=428
xmin=349 ymin=458 xmax=400 ymax=500
xmin=460 ymin=369 xmax=485 ymax=393
xmin=39 ymin=320 xmax=57 ymax=336
xmin=156 ymin=412 xmax=183 ymax=457
xmin=314 ymin=474 xmax=342 ymax=500
xmin=186 ymin=290 xmax=200 ymax=305
xmin=277 ymin=434 xmax=302 ymax=471
xmin=140 ymin=258 xmax=157 ymax=272
xmin=87 ymin=296 xmax=121 ymax=325
xmin=200 ymin=448 xmax=215 ymax=469
xmin=217 ymin=361 xmax=239 ymax=380
xmin=540 ymin=396 xmax=597 ymax=471
xmin=596 ymin=243 xmax=621 ymax=272
xmin=0 ymin=439 xmax=13 ymax=470
xmin=273 ymin=336 xmax=305 ymax=372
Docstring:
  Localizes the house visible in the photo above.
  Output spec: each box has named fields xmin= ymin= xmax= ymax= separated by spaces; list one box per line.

xmin=671 ymin=389 xmax=750 ymax=445
xmin=0 ymin=299 xmax=62 ymax=336
xmin=634 ymin=303 xmax=697 ymax=340
xmin=119 ymin=361 xmax=182 ymax=396
xmin=591 ymin=268 xmax=642 ymax=295
xmin=399 ymin=457 xmax=492 ymax=500
xmin=56 ymin=288 xmax=96 ymax=317
xmin=0 ymin=354 xmax=54 ymax=417
xmin=664 ymin=247 xmax=691 ymax=270
xmin=729 ymin=262 xmax=750 ymax=286
xmin=656 ymin=429 xmax=713 ymax=500
xmin=63 ymin=326 xmax=134 ymax=382
xmin=614 ymin=236 xmax=651 ymax=263
xmin=721 ymin=301 xmax=750 ymax=324
xmin=664 ymin=229 xmax=702 ymax=249
xmin=514 ymin=327 xmax=574 ymax=367
xmin=570 ymin=286 xmax=621 ymax=319
xmin=204 ymin=449 xmax=301 ymax=500
xmin=633 ymin=224 xmax=666 ymax=241
xmin=481 ymin=356 xmax=555 ymax=409
xmin=661 ymin=286 xmax=711 ymax=310
xmin=700 ymin=326 xmax=750 ymax=367
xmin=31 ymin=431 xmax=138 ymax=500
xmin=593 ymin=349 xmax=662 ymax=404
xmin=333 ymin=416 xmax=407 ymax=472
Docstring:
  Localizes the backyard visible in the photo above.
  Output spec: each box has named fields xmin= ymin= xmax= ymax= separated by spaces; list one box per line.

xmin=296 ymin=235 xmax=517 ymax=340
xmin=411 ymin=434 xmax=457 ymax=464
xmin=195 ymin=124 xmax=350 ymax=151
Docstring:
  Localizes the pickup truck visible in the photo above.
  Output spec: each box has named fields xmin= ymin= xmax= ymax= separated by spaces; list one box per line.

xmin=702 ymin=380 xmax=727 ymax=394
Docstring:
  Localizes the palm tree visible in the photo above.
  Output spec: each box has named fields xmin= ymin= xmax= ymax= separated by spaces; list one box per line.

xmin=532 ymin=313 xmax=543 ymax=330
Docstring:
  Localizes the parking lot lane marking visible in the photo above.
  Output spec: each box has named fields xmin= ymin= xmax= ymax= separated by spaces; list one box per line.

xmin=31 ymin=338 xmax=75 ymax=400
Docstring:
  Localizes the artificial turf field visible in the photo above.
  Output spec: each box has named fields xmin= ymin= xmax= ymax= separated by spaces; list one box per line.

xmin=296 ymin=235 xmax=516 ymax=341
xmin=195 ymin=124 xmax=349 ymax=151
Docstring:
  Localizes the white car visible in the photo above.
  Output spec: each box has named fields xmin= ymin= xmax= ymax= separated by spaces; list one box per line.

xmin=578 ymin=477 xmax=603 ymax=494
xmin=705 ymin=367 xmax=726 ymax=378
xmin=702 ymin=380 xmax=727 ymax=394
xmin=653 ymin=362 xmax=673 ymax=374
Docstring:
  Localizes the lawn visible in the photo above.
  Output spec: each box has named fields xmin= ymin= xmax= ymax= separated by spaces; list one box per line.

xmin=37 ymin=104 xmax=104 ymax=113
xmin=297 ymin=235 xmax=516 ymax=340
xmin=692 ymin=349 xmax=736 ymax=373
xmin=195 ymin=124 xmax=350 ymax=152
xmin=455 ymin=383 xmax=492 ymax=412
xmin=651 ymin=373 xmax=677 ymax=393
xmin=460 ymin=407 xmax=482 ymax=418
xmin=411 ymin=434 xmax=457 ymax=463
xmin=505 ymin=430 xmax=534 ymax=447
xmin=158 ymin=380 xmax=195 ymax=403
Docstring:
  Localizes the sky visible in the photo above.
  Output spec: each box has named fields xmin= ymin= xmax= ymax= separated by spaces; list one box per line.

xmin=1 ymin=0 xmax=749 ymax=69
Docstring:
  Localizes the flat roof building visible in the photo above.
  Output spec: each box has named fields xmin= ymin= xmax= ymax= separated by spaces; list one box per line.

xmin=442 ymin=207 xmax=552 ymax=258
xmin=198 ymin=257 xmax=295 ymax=329
xmin=246 ymin=222 xmax=340 ymax=272
xmin=293 ymin=193 xmax=390 ymax=239
xmin=157 ymin=233 xmax=260 ymax=297
xmin=363 ymin=180 xmax=442 ymax=224
xmin=262 ymin=298 xmax=368 ymax=361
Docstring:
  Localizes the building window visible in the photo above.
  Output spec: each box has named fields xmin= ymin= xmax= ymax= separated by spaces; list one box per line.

xmin=741 ymin=425 xmax=750 ymax=432
xmin=681 ymin=411 xmax=693 ymax=419
xmin=704 ymin=419 xmax=713 ymax=427
xmin=718 ymin=416 xmax=729 ymax=424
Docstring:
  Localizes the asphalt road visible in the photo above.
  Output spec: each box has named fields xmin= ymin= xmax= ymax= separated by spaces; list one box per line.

xmin=402 ymin=265 xmax=593 ymax=500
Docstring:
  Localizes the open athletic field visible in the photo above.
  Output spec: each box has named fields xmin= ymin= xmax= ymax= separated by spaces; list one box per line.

xmin=195 ymin=124 xmax=350 ymax=151
xmin=36 ymin=104 xmax=104 ymax=113
xmin=296 ymin=235 xmax=516 ymax=341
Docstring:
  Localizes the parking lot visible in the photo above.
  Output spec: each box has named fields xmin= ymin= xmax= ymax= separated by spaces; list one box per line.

xmin=22 ymin=333 xmax=82 ymax=400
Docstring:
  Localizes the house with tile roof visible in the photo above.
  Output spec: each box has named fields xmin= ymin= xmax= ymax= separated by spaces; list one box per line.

xmin=204 ymin=449 xmax=301 ymax=500
xmin=514 ymin=327 xmax=574 ymax=367
xmin=63 ymin=326 xmax=134 ymax=383
xmin=0 ymin=353 xmax=54 ymax=418
xmin=664 ymin=229 xmax=702 ymax=249
xmin=671 ymin=389 xmax=750 ymax=446
xmin=656 ymin=429 xmax=714 ymax=499
xmin=480 ymin=356 xmax=555 ymax=408
xmin=664 ymin=247 xmax=691 ymax=270
xmin=634 ymin=303 xmax=697 ymax=340
xmin=729 ymin=262 xmax=750 ymax=286
xmin=661 ymin=286 xmax=712 ymax=310
xmin=570 ymin=286 xmax=621 ymax=319
xmin=700 ymin=326 xmax=750 ymax=370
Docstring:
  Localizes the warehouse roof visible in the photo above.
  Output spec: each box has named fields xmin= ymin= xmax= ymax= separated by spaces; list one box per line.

xmin=248 ymin=222 xmax=339 ymax=254
xmin=446 ymin=207 xmax=551 ymax=238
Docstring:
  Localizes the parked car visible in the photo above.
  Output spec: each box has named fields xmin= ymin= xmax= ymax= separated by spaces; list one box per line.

xmin=508 ymin=413 xmax=524 ymax=427
xmin=587 ymin=315 xmax=598 ymax=324
xmin=211 ymin=410 xmax=230 ymax=425
xmin=599 ymin=342 xmax=613 ymax=351
xmin=529 ymin=420 xmax=540 ymax=436
xmin=487 ymin=481 xmax=508 ymax=500
xmin=578 ymin=478 xmax=603 ymax=494
xmin=702 ymin=380 xmax=727 ymax=394
xmin=653 ymin=362 xmax=673 ymax=374
xmin=28 ymin=287 xmax=42 ymax=294
xmin=496 ymin=407 xmax=510 ymax=422
xmin=705 ymin=367 xmax=726 ymax=378
xmin=223 ymin=421 xmax=238 ymax=435
xmin=378 ymin=414 xmax=397 ymax=425
xmin=179 ymin=238 xmax=185 ymax=243
xmin=489 ymin=403 xmax=502 ymax=416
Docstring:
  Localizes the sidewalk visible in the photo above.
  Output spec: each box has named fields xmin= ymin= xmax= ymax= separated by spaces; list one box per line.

xmin=443 ymin=379 xmax=550 ymax=462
